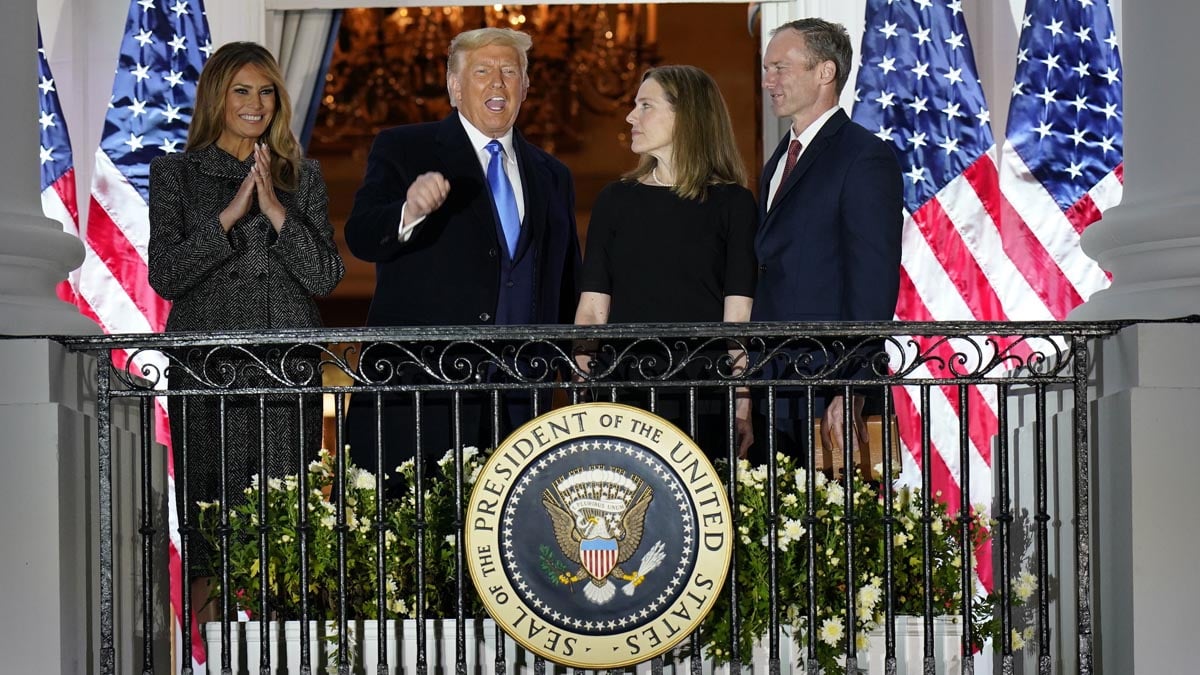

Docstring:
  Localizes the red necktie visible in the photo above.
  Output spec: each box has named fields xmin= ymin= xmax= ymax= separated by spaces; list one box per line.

xmin=771 ymin=139 xmax=803 ymax=209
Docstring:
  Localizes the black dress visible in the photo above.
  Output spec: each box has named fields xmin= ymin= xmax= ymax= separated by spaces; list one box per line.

xmin=580 ymin=180 xmax=757 ymax=458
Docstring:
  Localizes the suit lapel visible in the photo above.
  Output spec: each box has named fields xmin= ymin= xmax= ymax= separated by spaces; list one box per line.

xmin=436 ymin=113 xmax=499 ymax=244
xmin=760 ymin=137 xmax=789 ymax=216
xmin=512 ymin=132 xmax=546 ymax=260
xmin=759 ymin=110 xmax=850 ymax=241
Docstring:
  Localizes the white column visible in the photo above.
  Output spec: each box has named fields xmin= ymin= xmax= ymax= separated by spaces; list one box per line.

xmin=1091 ymin=323 xmax=1200 ymax=673
xmin=0 ymin=340 xmax=97 ymax=674
xmin=0 ymin=0 xmax=94 ymax=335
xmin=1071 ymin=0 xmax=1200 ymax=319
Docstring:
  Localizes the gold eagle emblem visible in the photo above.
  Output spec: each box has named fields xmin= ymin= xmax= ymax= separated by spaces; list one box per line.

xmin=541 ymin=466 xmax=658 ymax=604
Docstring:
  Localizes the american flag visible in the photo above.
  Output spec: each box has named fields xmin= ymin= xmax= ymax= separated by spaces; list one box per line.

xmin=37 ymin=27 xmax=82 ymax=306
xmin=61 ymin=0 xmax=213 ymax=670
xmin=999 ymin=0 xmax=1122 ymax=311
xmin=849 ymin=0 xmax=1122 ymax=594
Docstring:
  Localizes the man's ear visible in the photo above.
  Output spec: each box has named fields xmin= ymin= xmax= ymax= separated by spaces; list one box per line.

xmin=448 ymin=72 xmax=461 ymax=106
xmin=819 ymin=60 xmax=837 ymax=87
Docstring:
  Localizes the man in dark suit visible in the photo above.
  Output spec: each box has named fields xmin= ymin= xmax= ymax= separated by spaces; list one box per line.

xmin=751 ymin=18 xmax=903 ymax=459
xmin=344 ymin=27 xmax=580 ymax=475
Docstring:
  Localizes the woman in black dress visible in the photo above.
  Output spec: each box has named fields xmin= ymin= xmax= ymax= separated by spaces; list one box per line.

xmin=148 ymin=43 xmax=344 ymax=594
xmin=575 ymin=65 xmax=757 ymax=459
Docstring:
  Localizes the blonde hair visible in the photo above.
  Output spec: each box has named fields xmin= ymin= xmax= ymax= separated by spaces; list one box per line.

xmin=624 ymin=65 xmax=747 ymax=201
xmin=446 ymin=27 xmax=533 ymax=98
xmin=187 ymin=41 xmax=301 ymax=191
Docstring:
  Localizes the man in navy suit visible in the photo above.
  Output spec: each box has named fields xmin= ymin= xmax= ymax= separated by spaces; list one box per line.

xmin=752 ymin=18 xmax=903 ymax=458
xmin=344 ymin=27 xmax=580 ymax=475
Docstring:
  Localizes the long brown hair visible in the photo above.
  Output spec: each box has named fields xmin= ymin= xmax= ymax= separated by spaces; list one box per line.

xmin=624 ymin=65 xmax=747 ymax=201
xmin=187 ymin=42 xmax=301 ymax=191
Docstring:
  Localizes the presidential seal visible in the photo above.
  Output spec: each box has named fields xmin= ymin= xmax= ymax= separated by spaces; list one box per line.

xmin=465 ymin=403 xmax=732 ymax=669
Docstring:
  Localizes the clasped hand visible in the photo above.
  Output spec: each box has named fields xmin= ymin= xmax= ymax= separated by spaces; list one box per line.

xmin=219 ymin=142 xmax=286 ymax=233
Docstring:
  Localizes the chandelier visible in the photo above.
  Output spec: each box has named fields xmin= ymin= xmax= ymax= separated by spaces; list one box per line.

xmin=312 ymin=5 xmax=661 ymax=153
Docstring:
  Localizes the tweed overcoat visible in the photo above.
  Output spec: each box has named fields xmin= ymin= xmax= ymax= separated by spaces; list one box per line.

xmin=148 ymin=144 xmax=344 ymax=573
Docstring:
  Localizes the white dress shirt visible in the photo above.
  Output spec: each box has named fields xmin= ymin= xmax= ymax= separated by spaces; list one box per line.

xmin=766 ymin=106 xmax=841 ymax=208
xmin=397 ymin=115 xmax=526 ymax=241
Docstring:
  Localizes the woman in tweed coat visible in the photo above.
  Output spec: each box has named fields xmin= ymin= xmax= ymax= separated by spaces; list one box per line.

xmin=147 ymin=42 xmax=344 ymax=584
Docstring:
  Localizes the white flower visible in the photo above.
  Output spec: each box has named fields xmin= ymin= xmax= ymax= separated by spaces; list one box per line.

xmin=267 ymin=477 xmax=283 ymax=491
xmin=824 ymin=481 xmax=845 ymax=506
xmin=857 ymin=583 xmax=881 ymax=610
xmin=461 ymin=446 xmax=480 ymax=465
xmin=387 ymin=597 xmax=408 ymax=615
xmin=781 ymin=518 xmax=806 ymax=541
xmin=1013 ymin=571 xmax=1037 ymax=602
xmin=750 ymin=466 xmax=768 ymax=485
xmin=354 ymin=470 xmax=376 ymax=491
xmin=781 ymin=493 xmax=798 ymax=507
xmin=818 ymin=618 xmax=844 ymax=646
xmin=1011 ymin=628 xmax=1025 ymax=650
xmin=931 ymin=517 xmax=944 ymax=534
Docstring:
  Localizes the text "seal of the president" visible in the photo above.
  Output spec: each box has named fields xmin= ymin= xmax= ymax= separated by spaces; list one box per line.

xmin=465 ymin=403 xmax=733 ymax=669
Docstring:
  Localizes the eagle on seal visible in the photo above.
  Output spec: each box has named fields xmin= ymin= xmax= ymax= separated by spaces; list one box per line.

xmin=542 ymin=487 xmax=653 ymax=604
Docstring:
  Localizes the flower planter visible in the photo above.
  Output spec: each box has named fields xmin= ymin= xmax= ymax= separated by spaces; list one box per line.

xmin=202 ymin=618 xmax=498 ymax=674
xmin=202 ymin=615 xmax=962 ymax=674
xmin=652 ymin=615 xmax=962 ymax=675
xmin=863 ymin=616 xmax=964 ymax=675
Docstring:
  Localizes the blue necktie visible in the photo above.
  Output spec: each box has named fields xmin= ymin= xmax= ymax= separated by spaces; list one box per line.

xmin=485 ymin=140 xmax=521 ymax=258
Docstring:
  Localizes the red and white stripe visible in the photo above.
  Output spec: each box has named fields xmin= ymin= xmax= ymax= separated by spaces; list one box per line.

xmin=42 ymin=167 xmax=82 ymax=305
xmin=582 ymin=547 xmax=619 ymax=581
xmin=892 ymin=146 xmax=1122 ymax=593
xmin=60 ymin=146 xmax=202 ymax=671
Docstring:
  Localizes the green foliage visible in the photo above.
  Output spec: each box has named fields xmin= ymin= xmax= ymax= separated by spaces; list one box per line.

xmin=699 ymin=455 xmax=1031 ymax=674
xmin=196 ymin=447 xmax=491 ymax=620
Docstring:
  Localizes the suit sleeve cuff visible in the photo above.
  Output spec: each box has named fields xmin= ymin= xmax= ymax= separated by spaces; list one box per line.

xmin=398 ymin=202 xmax=426 ymax=243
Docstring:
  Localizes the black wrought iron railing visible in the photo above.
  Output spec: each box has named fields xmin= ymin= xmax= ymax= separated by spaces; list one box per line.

xmin=59 ymin=320 xmax=1124 ymax=675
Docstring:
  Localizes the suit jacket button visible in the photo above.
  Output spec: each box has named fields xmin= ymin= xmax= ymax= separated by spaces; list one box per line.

xmin=488 ymin=248 xmax=497 ymax=258
xmin=758 ymin=264 xmax=767 ymax=273
xmin=479 ymin=312 xmax=492 ymax=322
xmin=229 ymin=271 xmax=240 ymax=280
xmin=256 ymin=272 xmax=267 ymax=280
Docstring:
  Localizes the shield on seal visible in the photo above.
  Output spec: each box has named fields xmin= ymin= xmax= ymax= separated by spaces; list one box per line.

xmin=580 ymin=537 xmax=619 ymax=579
